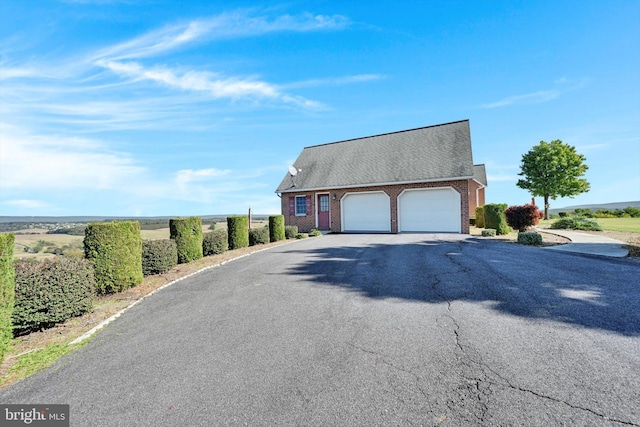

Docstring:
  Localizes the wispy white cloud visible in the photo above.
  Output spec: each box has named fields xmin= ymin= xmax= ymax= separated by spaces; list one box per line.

xmin=482 ymin=90 xmax=560 ymax=109
xmin=0 ymin=124 xmax=145 ymax=190
xmin=175 ymin=168 xmax=232 ymax=185
xmin=91 ymin=11 xmax=349 ymax=62
xmin=282 ymin=74 xmax=386 ymax=89
xmin=6 ymin=199 xmax=51 ymax=209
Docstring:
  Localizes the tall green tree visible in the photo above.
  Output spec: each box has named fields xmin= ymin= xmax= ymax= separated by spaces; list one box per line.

xmin=517 ymin=140 xmax=590 ymax=219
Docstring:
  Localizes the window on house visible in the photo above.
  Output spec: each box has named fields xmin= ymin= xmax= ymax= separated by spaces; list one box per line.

xmin=295 ymin=195 xmax=307 ymax=216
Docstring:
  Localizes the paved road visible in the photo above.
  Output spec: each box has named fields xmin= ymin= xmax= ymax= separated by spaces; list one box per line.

xmin=2 ymin=234 xmax=639 ymax=426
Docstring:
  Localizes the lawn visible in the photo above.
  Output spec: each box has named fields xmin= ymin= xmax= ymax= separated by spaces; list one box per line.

xmin=539 ymin=217 xmax=640 ymax=233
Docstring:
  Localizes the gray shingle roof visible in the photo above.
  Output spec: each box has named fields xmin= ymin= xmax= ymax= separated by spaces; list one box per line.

xmin=473 ymin=164 xmax=487 ymax=186
xmin=276 ymin=120 xmax=475 ymax=193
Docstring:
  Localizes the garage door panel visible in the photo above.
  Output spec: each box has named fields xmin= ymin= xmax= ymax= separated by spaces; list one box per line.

xmin=342 ymin=192 xmax=390 ymax=232
xmin=399 ymin=188 xmax=460 ymax=232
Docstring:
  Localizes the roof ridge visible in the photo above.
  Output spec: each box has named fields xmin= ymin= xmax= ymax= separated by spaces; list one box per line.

xmin=304 ymin=119 xmax=469 ymax=149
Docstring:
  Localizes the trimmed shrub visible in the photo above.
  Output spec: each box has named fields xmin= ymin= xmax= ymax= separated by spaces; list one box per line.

xmin=13 ymin=258 xmax=96 ymax=335
xmin=551 ymin=217 xmax=602 ymax=231
xmin=505 ymin=204 xmax=542 ymax=232
xmin=481 ymin=229 xmax=496 ymax=237
xmin=203 ymin=230 xmax=228 ymax=256
xmin=484 ymin=204 xmax=510 ymax=235
xmin=517 ymin=232 xmax=542 ymax=246
xmin=84 ymin=221 xmax=143 ymax=294
xmin=296 ymin=233 xmax=309 ymax=239
xmin=1 ymin=234 xmax=15 ymax=363
xmin=285 ymin=226 xmax=299 ymax=239
xmin=249 ymin=226 xmax=270 ymax=246
xmin=269 ymin=215 xmax=286 ymax=242
xmin=475 ymin=206 xmax=485 ymax=228
xmin=142 ymin=239 xmax=178 ymax=276
xmin=310 ymin=229 xmax=322 ymax=237
xmin=227 ymin=216 xmax=249 ymax=250
xmin=170 ymin=217 xmax=203 ymax=264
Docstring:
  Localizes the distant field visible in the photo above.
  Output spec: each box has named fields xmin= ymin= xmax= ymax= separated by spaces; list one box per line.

xmin=140 ymin=221 xmax=268 ymax=240
xmin=539 ymin=217 xmax=640 ymax=233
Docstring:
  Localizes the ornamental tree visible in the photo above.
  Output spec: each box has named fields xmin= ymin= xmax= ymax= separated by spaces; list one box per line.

xmin=517 ymin=140 xmax=590 ymax=219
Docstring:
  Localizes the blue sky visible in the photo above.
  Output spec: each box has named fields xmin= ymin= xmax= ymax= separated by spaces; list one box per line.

xmin=1 ymin=0 xmax=639 ymax=217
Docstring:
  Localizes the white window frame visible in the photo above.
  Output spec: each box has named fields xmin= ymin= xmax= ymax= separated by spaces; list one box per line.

xmin=295 ymin=195 xmax=307 ymax=216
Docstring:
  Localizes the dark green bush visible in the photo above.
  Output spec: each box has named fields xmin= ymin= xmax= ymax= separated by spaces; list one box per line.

xmin=269 ymin=215 xmax=285 ymax=242
xmin=481 ymin=229 xmax=496 ymax=237
xmin=484 ymin=204 xmax=510 ymax=235
xmin=84 ymin=221 xmax=143 ymax=294
xmin=227 ymin=216 xmax=249 ymax=250
xmin=13 ymin=258 xmax=96 ymax=335
xmin=0 ymin=234 xmax=15 ymax=363
xmin=517 ymin=232 xmax=542 ymax=245
xmin=551 ymin=217 xmax=602 ymax=231
xmin=310 ymin=229 xmax=322 ymax=237
xmin=203 ymin=230 xmax=228 ymax=256
xmin=170 ymin=217 xmax=203 ymax=264
xmin=249 ymin=226 xmax=270 ymax=246
xmin=142 ymin=239 xmax=178 ymax=276
xmin=285 ymin=226 xmax=299 ymax=239
xmin=475 ymin=206 xmax=485 ymax=228
xmin=558 ymin=212 xmax=568 ymax=218
xmin=469 ymin=217 xmax=476 ymax=226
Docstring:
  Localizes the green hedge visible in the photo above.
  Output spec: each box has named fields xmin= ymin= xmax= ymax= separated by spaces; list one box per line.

xmin=203 ymin=230 xmax=228 ymax=256
xmin=142 ymin=239 xmax=178 ymax=276
xmin=285 ymin=226 xmax=299 ymax=239
xmin=13 ymin=258 xmax=96 ymax=334
xmin=484 ymin=204 xmax=510 ymax=235
xmin=551 ymin=217 xmax=602 ymax=231
xmin=269 ymin=215 xmax=285 ymax=242
xmin=249 ymin=227 xmax=270 ymax=246
xmin=0 ymin=234 xmax=15 ymax=363
xmin=475 ymin=206 xmax=485 ymax=228
xmin=517 ymin=232 xmax=542 ymax=245
xmin=84 ymin=221 xmax=143 ymax=294
xmin=227 ymin=216 xmax=249 ymax=250
xmin=481 ymin=229 xmax=496 ymax=237
xmin=170 ymin=217 xmax=203 ymax=264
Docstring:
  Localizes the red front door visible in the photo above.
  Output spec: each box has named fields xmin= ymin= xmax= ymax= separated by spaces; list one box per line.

xmin=317 ymin=194 xmax=330 ymax=229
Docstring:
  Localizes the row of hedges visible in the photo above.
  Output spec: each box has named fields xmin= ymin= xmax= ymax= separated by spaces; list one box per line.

xmin=0 ymin=214 xmax=299 ymax=362
xmin=1 ymin=234 xmax=15 ymax=363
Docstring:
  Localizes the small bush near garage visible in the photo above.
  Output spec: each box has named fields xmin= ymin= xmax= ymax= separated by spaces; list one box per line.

xmin=0 ymin=233 xmax=15 ymax=364
xmin=13 ymin=258 xmax=96 ymax=335
xmin=203 ymin=230 xmax=228 ymax=256
xmin=310 ymin=229 xmax=322 ymax=237
xmin=285 ymin=226 xmax=299 ymax=239
xmin=249 ymin=226 xmax=270 ymax=246
xmin=170 ymin=217 xmax=203 ymax=264
xmin=142 ymin=239 xmax=178 ymax=276
xmin=296 ymin=233 xmax=309 ymax=239
xmin=517 ymin=232 xmax=542 ymax=246
xmin=484 ymin=204 xmax=510 ymax=235
xmin=84 ymin=221 xmax=143 ymax=294
xmin=475 ymin=206 xmax=485 ymax=228
xmin=551 ymin=217 xmax=602 ymax=231
xmin=505 ymin=204 xmax=542 ymax=232
xmin=481 ymin=229 xmax=496 ymax=237
xmin=269 ymin=215 xmax=285 ymax=242
xmin=227 ymin=216 xmax=249 ymax=250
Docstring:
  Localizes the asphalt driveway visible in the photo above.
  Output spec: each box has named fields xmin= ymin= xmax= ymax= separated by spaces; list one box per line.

xmin=2 ymin=234 xmax=639 ymax=426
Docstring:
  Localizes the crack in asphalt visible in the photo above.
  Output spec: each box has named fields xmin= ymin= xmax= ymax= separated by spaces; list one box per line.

xmin=432 ymin=248 xmax=639 ymax=426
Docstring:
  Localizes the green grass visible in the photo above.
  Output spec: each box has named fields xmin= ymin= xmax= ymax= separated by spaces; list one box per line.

xmin=0 ymin=341 xmax=87 ymax=387
xmin=540 ymin=217 xmax=640 ymax=233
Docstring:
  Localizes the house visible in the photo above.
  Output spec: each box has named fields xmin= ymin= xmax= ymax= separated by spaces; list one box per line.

xmin=275 ymin=119 xmax=486 ymax=234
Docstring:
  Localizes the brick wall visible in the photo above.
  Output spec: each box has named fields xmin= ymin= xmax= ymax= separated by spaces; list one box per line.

xmin=468 ymin=180 xmax=486 ymax=217
xmin=281 ymin=180 xmax=470 ymax=234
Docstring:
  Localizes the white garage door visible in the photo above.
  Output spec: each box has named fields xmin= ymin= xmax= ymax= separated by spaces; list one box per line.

xmin=342 ymin=192 xmax=391 ymax=232
xmin=399 ymin=188 xmax=461 ymax=232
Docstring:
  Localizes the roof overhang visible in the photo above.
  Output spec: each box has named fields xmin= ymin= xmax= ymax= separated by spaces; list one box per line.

xmin=276 ymin=175 xmax=475 ymax=194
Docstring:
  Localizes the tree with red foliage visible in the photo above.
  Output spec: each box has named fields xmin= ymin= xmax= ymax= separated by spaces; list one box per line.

xmin=504 ymin=204 xmax=542 ymax=232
